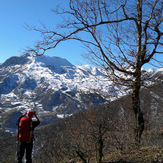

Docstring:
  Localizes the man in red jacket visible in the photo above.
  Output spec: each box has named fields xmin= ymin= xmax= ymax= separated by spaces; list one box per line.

xmin=16 ymin=111 xmax=40 ymax=163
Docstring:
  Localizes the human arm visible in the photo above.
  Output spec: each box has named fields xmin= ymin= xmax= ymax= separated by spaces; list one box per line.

xmin=32 ymin=111 xmax=40 ymax=129
xmin=33 ymin=111 xmax=39 ymax=121
xmin=16 ymin=112 xmax=27 ymax=126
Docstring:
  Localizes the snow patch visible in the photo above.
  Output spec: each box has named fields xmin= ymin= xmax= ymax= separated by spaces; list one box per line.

xmin=57 ymin=114 xmax=72 ymax=119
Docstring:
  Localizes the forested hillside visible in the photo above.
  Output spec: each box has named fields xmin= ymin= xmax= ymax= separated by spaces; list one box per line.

xmin=0 ymin=82 xmax=162 ymax=163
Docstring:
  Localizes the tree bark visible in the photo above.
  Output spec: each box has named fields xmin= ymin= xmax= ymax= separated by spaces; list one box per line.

xmin=96 ymin=124 xmax=103 ymax=163
xmin=132 ymin=70 xmax=144 ymax=145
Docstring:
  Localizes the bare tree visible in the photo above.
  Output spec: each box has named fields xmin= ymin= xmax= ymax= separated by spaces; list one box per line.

xmin=26 ymin=0 xmax=163 ymax=145
xmin=61 ymin=105 xmax=113 ymax=163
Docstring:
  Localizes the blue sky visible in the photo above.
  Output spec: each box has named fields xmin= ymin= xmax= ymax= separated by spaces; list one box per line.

xmin=0 ymin=0 xmax=86 ymax=65
xmin=0 ymin=0 xmax=162 ymax=68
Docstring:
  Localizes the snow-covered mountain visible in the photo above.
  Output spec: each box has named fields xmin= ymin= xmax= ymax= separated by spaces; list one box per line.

xmin=0 ymin=53 xmax=162 ymax=132
xmin=0 ymin=54 xmax=111 ymax=129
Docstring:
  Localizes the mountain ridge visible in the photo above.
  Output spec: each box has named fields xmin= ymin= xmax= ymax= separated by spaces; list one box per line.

xmin=0 ymin=54 xmax=162 ymax=132
xmin=0 ymin=54 xmax=110 ymax=131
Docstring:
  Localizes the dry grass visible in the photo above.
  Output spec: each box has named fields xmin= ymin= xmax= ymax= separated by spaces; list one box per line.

xmin=102 ymin=146 xmax=163 ymax=163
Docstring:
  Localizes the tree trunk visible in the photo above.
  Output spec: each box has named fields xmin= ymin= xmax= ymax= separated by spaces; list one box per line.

xmin=132 ymin=71 xmax=144 ymax=146
xmin=96 ymin=124 xmax=103 ymax=163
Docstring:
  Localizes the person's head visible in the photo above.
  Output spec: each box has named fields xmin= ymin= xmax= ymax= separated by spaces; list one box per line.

xmin=27 ymin=111 xmax=35 ymax=118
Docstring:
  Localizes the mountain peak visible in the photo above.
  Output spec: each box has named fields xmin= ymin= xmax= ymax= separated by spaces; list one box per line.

xmin=34 ymin=55 xmax=74 ymax=67
xmin=1 ymin=53 xmax=74 ymax=69
xmin=1 ymin=54 xmax=30 ymax=67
